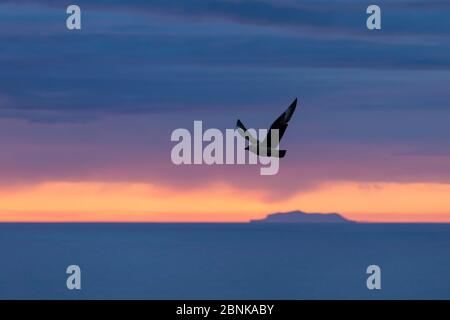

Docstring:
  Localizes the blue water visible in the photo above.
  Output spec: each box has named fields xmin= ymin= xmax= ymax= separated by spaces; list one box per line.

xmin=0 ymin=223 xmax=449 ymax=299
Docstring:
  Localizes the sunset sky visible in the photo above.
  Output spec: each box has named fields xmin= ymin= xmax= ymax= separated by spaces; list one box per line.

xmin=1 ymin=0 xmax=450 ymax=222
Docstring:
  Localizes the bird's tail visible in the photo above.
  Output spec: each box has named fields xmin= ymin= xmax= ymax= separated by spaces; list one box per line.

xmin=269 ymin=150 xmax=286 ymax=158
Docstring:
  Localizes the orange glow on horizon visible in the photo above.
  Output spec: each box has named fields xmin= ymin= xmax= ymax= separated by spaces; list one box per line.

xmin=0 ymin=181 xmax=450 ymax=222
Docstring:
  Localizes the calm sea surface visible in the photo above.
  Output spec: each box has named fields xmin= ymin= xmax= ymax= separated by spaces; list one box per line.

xmin=0 ymin=223 xmax=449 ymax=299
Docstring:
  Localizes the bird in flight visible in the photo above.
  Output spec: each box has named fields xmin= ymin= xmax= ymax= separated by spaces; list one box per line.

xmin=236 ymin=98 xmax=298 ymax=158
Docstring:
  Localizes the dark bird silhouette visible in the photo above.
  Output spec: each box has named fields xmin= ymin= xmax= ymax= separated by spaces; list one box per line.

xmin=236 ymin=98 xmax=298 ymax=158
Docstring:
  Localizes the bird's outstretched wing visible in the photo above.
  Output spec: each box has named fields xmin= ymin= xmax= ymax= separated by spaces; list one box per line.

xmin=263 ymin=98 xmax=298 ymax=148
xmin=236 ymin=119 xmax=259 ymax=145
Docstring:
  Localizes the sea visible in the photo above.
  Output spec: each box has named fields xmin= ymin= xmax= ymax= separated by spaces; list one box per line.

xmin=0 ymin=223 xmax=449 ymax=299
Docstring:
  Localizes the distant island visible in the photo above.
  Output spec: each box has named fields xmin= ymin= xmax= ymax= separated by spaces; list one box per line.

xmin=250 ymin=210 xmax=355 ymax=223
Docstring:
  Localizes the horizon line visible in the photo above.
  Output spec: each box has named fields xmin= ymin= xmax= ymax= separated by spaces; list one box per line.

xmin=1 ymin=220 xmax=450 ymax=224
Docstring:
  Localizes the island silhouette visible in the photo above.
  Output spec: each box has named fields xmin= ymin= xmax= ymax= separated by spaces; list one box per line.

xmin=250 ymin=210 xmax=355 ymax=223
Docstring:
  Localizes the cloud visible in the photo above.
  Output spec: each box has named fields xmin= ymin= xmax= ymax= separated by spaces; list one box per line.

xmin=2 ymin=0 xmax=450 ymax=39
xmin=1 ymin=0 xmax=449 ymax=123
xmin=2 ymin=111 xmax=450 ymax=198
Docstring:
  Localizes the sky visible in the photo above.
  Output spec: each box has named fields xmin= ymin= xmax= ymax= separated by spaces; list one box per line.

xmin=0 ymin=0 xmax=450 ymax=222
